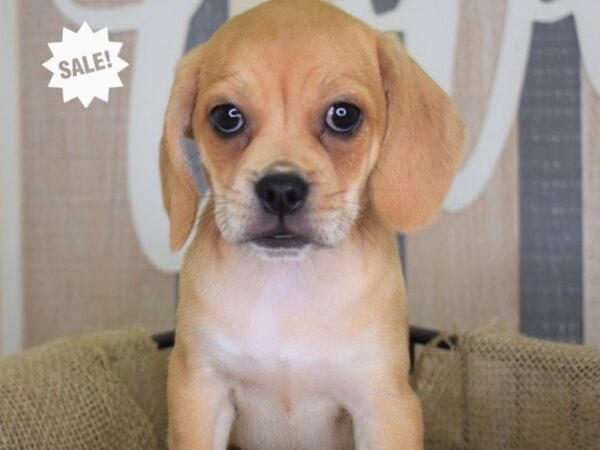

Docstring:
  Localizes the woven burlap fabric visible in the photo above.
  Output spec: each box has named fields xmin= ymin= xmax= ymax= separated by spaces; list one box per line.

xmin=0 ymin=328 xmax=168 ymax=450
xmin=412 ymin=326 xmax=600 ymax=450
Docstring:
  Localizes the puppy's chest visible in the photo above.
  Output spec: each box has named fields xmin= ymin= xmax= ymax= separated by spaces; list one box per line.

xmin=209 ymin=306 xmax=358 ymax=449
xmin=202 ymin=267 xmax=364 ymax=390
xmin=209 ymin=304 xmax=355 ymax=390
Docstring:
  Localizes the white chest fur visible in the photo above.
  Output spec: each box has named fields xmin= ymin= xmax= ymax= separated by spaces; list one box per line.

xmin=206 ymin=263 xmax=362 ymax=389
xmin=195 ymin=260 xmax=371 ymax=450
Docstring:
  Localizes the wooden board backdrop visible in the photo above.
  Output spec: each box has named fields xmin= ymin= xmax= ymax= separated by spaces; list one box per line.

xmin=4 ymin=0 xmax=599 ymax=350
xmin=19 ymin=0 xmax=174 ymax=347
xmin=406 ymin=0 xmax=520 ymax=334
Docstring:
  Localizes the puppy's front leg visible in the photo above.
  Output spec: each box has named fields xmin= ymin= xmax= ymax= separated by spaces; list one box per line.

xmin=351 ymin=379 xmax=424 ymax=450
xmin=168 ymin=346 xmax=235 ymax=450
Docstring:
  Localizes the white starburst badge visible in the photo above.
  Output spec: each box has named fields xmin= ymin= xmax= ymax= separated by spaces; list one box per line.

xmin=42 ymin=22 xmax=128 ymax=108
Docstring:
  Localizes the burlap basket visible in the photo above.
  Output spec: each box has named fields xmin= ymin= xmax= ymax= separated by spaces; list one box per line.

xmin=3 ymin=325 xmax=599 ymax=449
xmin=412 ymin=325 xmax=600 ymax=450
xmin=0 ymin=328 xmax=168 ymax=450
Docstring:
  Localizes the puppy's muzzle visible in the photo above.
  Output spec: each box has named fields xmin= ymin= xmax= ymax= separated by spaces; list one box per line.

xmin=255 ymin=172 xmax=309 ymax=216
xmin=250 ymin=172 xmax=311 ymax=251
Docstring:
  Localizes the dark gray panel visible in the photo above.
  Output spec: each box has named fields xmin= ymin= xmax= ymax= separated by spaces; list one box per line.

xmin=184 ymin=0 xmax=228 ymax=52
xmin=518 ymin=16 xmax=582 ymax=343
xmin=183 ymin=0 xmax=229 ymax=192
xmin=372 ymin=0 xmax=402 ymax=14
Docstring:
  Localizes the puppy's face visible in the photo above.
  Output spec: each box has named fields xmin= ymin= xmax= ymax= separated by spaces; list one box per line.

xmin=160 ymin=1 xmax=464 ymax=260
xmin=192 ymin=10 xmax=386 ymax=260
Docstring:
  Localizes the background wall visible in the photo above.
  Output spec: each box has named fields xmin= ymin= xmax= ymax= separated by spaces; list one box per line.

xmin=1 ymin=0 xmax=599 ymax=355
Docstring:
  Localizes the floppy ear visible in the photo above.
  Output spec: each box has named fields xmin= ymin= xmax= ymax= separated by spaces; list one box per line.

xmin=160 ymin=45 xmax=204 ymax=251
xmin=371 ymin=33 xmax=464 ymax=232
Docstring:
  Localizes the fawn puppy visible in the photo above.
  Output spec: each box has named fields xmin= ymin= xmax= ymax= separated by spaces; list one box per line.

xmin=160 ymin=1 xmax=464 ymax=448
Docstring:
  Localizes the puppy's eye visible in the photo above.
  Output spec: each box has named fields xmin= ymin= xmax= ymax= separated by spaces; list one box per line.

xmin=325 ymin=102 xmax=362 ymax=135
xmin=210 ymin=104 xmax=245 ymax=136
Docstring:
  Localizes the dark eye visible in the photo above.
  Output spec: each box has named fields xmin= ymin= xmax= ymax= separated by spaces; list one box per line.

xmin=325 ymin=102 xmax=362 ymax=134
xmin=210 ymin=104 xmax=245 ymax=136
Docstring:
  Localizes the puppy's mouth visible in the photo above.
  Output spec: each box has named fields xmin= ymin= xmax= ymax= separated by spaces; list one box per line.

xmin=250 ymin=228 xmax=310 ymax=249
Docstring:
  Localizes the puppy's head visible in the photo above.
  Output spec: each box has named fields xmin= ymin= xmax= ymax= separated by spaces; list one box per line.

xmin=160 ymin=0 xmax=464 ymax=261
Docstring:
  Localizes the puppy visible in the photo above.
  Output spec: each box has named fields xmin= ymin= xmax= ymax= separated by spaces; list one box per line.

xmin=160 ymin=1 xmax=464 ymax=449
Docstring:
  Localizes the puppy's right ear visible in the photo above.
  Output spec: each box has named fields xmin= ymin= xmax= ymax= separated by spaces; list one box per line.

xmin=160 ymin=45 xmax=204 ymax=251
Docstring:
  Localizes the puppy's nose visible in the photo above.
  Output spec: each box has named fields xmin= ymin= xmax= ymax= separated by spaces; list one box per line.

xmin=255 ymin=173 xmax=309 ymax=216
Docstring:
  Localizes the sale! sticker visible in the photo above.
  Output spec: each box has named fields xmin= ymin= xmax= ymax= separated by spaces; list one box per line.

xmin=42 ymin=23 xmax=128 ymax=108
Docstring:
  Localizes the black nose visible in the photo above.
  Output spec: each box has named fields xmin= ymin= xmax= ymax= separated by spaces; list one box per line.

xmin=255 ymin=173 xmax=309 ymax=216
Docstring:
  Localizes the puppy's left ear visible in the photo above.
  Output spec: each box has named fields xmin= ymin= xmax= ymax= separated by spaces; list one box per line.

xmin=160 ymin=45 xmax=204 ymax=251
xmin=370 ymin=33 xmax=464 ymax=232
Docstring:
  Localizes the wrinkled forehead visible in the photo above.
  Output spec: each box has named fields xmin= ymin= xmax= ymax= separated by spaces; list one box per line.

xmin=198 ymin=4 xmax=380 ymax=99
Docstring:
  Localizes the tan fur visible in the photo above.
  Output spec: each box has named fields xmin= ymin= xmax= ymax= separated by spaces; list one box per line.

xmin=160 ymin=45 xmax=205 ymax=251
xmin=372 ymin=33 xmax=464 ymax=231
xmin=160 ymin=1 xmax=464 ymax=449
